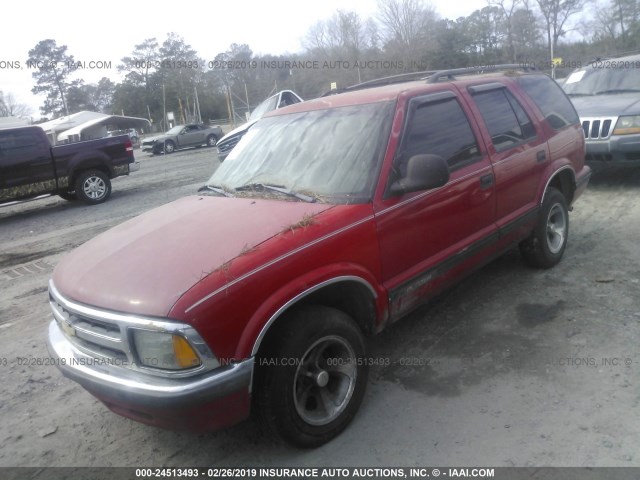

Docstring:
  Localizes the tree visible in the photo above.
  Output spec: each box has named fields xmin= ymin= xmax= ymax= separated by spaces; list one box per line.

xmin=464 ymin=6 xmax=505 ymax=63
xmin=305 ymin=10 xmax=371 ymax=57
xmin=27 ymin=39 xmax=78 ymax=117
xmin=590 ymin=0 xmax=640 ymax=50
xmin=511 ymin=4 xmax=543 ymax=60
xmin=377 ymin=0 xmax=440 ymax=70
xmin=304 ymin=10 xmax=378 ymax=86
xmin=489 ymin=0 xmax=522 ymax=61
xmin=118 ymin=38 xmax=160 ymax=87
xmin=157 ymin=33 xmax=203 ymax=124
xmin=0 ymin=91 xmax=32 ymax=117
xmin=535 ymin=0 xmax=585 ymax=75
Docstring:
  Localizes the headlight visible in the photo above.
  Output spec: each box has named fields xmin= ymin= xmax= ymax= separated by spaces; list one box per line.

xmin=132 ymin=329 xmax=202 ymax=370
xmin=613 ymin=116 xmax=640 ymax=135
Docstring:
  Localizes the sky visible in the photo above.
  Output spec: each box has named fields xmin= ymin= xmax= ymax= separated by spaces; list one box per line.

xmin=1 ymin=0 xmax=492 ymax=118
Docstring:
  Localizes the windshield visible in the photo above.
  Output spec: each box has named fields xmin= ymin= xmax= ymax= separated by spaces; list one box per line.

xmin=165 ymin=125 xmax=184 ymax=135
xmin=563 ymin=63 xmax=640 ymax=96
xmin=206 ymin=102 xmax=394 ymax=203
xmin=248 ymin=96 xmax=279 ymax=121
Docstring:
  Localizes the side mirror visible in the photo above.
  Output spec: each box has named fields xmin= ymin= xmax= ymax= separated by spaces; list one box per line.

xmin=389 ymin=154 xmax=449 ymax=196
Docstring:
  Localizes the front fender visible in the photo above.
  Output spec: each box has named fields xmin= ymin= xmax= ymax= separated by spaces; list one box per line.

xmin=234 ymin=263 xmax=387 ymax=360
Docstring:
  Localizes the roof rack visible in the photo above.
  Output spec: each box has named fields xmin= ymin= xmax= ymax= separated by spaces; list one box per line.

xmin=321 ymin=70 xmax=438 ymax=97
xmin=426 ymin=64 xmax=536 ymax=83
xmin=321 ymin=64 xmax=537 ymax=97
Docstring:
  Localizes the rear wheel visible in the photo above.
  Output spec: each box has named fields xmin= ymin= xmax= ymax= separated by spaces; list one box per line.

xmin=74 ymin=170 xmax=111 ymax=204
xmin=519 ymin=187 xmax=569 ymax=268
xmin=255 ymin=305 xmax=368 ymax=448
xmin=206 ymin=134 xmax=218 ymax=147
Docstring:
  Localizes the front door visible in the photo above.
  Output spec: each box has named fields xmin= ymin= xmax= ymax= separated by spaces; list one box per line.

xmin=374 ymin=92 xmax=497 ymax=319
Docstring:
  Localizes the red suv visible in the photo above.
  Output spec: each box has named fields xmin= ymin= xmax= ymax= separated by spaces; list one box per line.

xmin=48 ymin=66 xmax=591 ymax=447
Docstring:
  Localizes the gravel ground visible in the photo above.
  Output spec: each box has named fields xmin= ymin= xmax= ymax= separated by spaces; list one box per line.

xmin=0 ymin=151 xmax=639 ymax=469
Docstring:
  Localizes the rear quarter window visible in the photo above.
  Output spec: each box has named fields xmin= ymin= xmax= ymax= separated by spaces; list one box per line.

xmin=517 ymin=75 xmax=579 ymax=130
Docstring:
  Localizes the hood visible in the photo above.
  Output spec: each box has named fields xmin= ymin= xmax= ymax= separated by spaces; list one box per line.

xmin=142 ymin=135 xmax=162 ymax=144
xmin=570 ymin=93 xmax=640 ymax=117
xmin=53 ymin=196 xmax=332 ymax=317
xmin=218 ymin=120 xmax=258 ymax=144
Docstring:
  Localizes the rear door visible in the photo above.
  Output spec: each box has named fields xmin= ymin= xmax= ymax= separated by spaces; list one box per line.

xmin=374 ymin=91 xmax=497 ymax=318
xmin=0 ymin=128 xmax=55 ymax=203
xmin=465 ymin=82 xmax=548 ymax=234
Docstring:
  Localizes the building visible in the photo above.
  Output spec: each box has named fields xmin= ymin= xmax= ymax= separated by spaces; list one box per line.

xmin=36 ymin=111 xmax=151 ymax=145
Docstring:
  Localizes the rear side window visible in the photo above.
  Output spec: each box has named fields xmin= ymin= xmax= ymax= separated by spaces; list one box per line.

xmin=472 ymin=88 xmax=536 ymax=151
xmin=517 ymin=75 xmax=579 ymax=130
xmin=401 ymin=97 xmax=480 ymax=172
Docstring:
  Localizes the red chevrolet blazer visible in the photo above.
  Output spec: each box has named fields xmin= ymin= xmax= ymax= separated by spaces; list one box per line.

xmin=48 ymin=67 xmax=591 ymax=447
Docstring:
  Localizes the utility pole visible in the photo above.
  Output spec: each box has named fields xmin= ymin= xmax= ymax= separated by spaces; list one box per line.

xmin=194 ymin=86 xmax=202 ymax=123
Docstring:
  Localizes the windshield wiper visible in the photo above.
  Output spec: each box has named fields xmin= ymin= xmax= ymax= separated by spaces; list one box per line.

xmin=198 ymin=184 xmax=234 ymax=197
xmin=566 ymin=92 xmax=593 ymax=96
xmin=594 ymin=89 xmax=640 ymax=95
xmin=234 ymin=183 xmax=316 ymax=203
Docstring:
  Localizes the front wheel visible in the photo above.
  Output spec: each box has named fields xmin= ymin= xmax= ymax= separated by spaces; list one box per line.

xmin=162 ymin=140 xmax=176 ymax=154
xmin=519 ymin=187 xmax=569 ymax=268
xmin=74 ymin=170 xmax=112 ymax=204
xmin=255 ymin=306 xmax=368 ymax=448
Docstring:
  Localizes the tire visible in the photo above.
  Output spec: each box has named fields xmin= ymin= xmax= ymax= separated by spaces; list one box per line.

xmin=206 ymin=134 xmax=218 ymax=147
xmin=254 ymin=305 xmax=368 ymax=448
xmin=74 ymin=170 xmax=112 ymax=205
xmin=58 ymin=192 xmax=77 ymax=201
xmin=162 ymin=140 xmax=176 ymax=154
xmin=519 ymin=187 xmax=569 ymax=268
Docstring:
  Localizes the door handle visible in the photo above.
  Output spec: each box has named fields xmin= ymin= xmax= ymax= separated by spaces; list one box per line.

xmin=480 ymin=173 xmax=494 ymax=189
xmin=536 ymin=150 xmax=546 ymax=162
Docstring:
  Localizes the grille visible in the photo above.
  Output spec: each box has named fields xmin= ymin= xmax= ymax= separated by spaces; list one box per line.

xmin=50 ymin=293 xmax=130 ymax=363
xmin=48 ymin=282 xmax=220 ymax=377
xmin=581 ymin=117 xmax=617 ymax=140
xmin=217 ymin=136 xmax=242 ymax=154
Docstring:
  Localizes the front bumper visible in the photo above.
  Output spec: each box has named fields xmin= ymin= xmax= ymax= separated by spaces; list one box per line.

xmin=47 ymin=320 xmax=253 ymax=431
xmin=585 ymin=133 xmax=640 ymax=165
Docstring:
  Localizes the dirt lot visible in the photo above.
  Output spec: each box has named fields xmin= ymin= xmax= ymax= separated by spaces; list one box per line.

xmin=0 ymin=151 xmax=639 ymax=469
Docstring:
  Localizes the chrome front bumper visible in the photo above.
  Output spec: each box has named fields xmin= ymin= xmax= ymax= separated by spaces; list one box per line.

xmin=47 ymin=320 xmax=253 ymax=408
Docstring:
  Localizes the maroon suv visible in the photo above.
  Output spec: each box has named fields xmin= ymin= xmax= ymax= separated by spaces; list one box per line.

xmin=48 ymin=67 xmax=591 ymax=447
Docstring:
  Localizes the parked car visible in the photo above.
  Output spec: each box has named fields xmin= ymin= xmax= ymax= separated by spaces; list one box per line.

xmin=562 ymin=53 xmax=640 ymax=166
xmin=47 ymin=67 xmax=590 ymax=447
xmin=216 ymin=90 xmax=303 ymax=161
xmin=107 ymin=128 xmax=140 ymax=146
xmin=0 ymin=126 xmax=138 ymax=205
xmin=141 ymin=123 xmax=223 ymax=155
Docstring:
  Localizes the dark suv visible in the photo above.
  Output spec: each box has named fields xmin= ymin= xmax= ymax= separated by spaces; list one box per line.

xmin=48 ymin=66 xmax=590 ymax=447
xmin=563 ymin=53 xmax=640 ymax=166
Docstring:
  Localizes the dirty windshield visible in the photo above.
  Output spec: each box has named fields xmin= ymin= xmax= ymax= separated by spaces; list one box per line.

xmin=248 ymin=95 xmax=279 ymax=121
xmin=206 ymin=102 xmax=393 ymax=203
xmin=563 ymin=63 xmax=640 ymax=96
